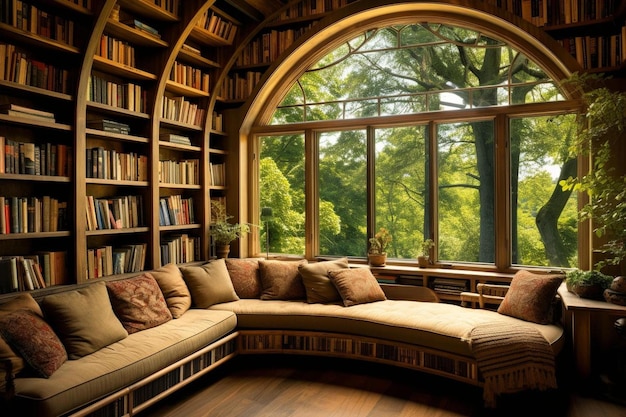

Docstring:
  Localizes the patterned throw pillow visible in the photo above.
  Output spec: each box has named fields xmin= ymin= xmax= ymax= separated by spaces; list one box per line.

xmin=106 ymin=273 xmax=173 ymax=334
xmin=0 ymin=310 xmax=67 ymax=378
xmin=497 ymin=270 xmax=564 ymax=324
xmin=225 ymin=258 xmax=262 ymax=298
xmin=149 ymin=263 xmax=191 ymax=318
xmin=328 ymin=268 xmax=387 ymax=307
xmin=299 ymin=258 xmax=349 ymax=303
xmin=259 ymin=259 xmax=308 ymax=300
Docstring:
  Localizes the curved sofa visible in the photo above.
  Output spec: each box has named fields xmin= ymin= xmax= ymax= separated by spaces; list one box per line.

xmin=0 ymin=259 xmax=564 ymax=416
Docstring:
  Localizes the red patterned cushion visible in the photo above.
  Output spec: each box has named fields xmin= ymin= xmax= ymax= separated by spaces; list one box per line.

xmin=328 ymin=268 xmax=387 ymax=306
xmin=497 ymin=270 xmax=564 ymax=324
xmin=0 ymin=310 xmax=67 ymax=378
xmin=106 ymin=273 xmax=173 ymax=334
xmin=259 ymin=259 xmax=308 ymax=300
xmin=225 ymin=258 xmax=262 ymax=298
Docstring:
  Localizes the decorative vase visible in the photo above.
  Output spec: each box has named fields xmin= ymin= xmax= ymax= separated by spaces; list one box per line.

xmin=216 ymin=244 xmax=230 ymax=259
xmin=418 ymin=255 xmax=429 ymax=268
xmin=368 ymin=253 xmax=386 ymax=267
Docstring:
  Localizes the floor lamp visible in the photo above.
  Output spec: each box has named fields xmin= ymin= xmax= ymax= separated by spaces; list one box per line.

xmin=261 ymin=207 xmax=273 ymax=259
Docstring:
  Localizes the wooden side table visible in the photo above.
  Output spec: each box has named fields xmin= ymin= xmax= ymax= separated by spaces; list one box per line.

xmin=558 ymin=282 xmax=626 ymax=379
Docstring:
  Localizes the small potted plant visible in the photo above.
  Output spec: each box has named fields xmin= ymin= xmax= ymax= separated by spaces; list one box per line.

xmin=418 ymin=239 xmax=434 ymax=268
xmin=368 ymin=227 xmax=392 ymax=266
xmin=566 ymin=269 xmax=613 ymax=300
xmin=210 ymin=200 xmax=251 ymax=258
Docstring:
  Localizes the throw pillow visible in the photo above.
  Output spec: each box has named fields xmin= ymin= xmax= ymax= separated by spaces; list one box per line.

xmin=0 ymin=310 xmax=67 ymax=378
xmin=328 ymin=268 xmax=387 ymax=307
xmin=106 ymin=274 xmax=173 ymax=334
xmin=497 ymin=270 xmax=564 ymax=324
xmin=180 ymin=259 xmax=240 ymax=308
xmin=149 ymin=263 xmax=191 ymax=318
xmin=41 ymin=281 xmax=128 ymax=359
xmin=299 ymin=258 xmax=349 ymax=303
xmin=0 ymin=293 xmax=45 ymax=388
xmin=259 ymin=259 xmax=308 ymax=300
xmin=225 ymin=258 xmax=262 ymax=298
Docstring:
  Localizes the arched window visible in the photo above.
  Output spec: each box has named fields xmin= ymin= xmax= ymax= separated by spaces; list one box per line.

xmin=250 ymin=14 xmax=580 ymax=271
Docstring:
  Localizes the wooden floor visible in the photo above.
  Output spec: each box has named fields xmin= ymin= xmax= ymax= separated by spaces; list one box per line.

xmin=146 ymin=354 xmax=626 ymax=417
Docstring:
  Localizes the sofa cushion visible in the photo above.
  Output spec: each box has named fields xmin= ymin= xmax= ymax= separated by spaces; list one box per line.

xmin=0 ymin=310 xmax=67 ymax=378
xmin=259 ymin=259 xmax=308 ymax=300
xmin=328 ymin=268 xmax=386 ymax=306
xmin=12 ymin=309 xmax=237 ymax=417
xmin=149 ymin=263 xmax=191 ymax=318
xmin=40 ymin=281 xmax=128 ymax=359
xmin=0 ymin=293 xmax=43 ymax=389
xmin=299 ymin=258 xmax=349 ymax=303
xmin=225 ymin=258 xmax=262 ymax=298
xmin=180 ymin=259 xmax=239 ymax=308
xmin=106 ymin=274 xmax=173 ymax=334
xmin=497 ymin=270 xmax=564 ymax=324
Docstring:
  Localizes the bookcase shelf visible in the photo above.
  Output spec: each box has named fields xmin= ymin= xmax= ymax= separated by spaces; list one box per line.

xmin=86 ymin=227 xmax=150 ymax=236
xmin=116 ymin=0 xmax=179 ymax=22
xmin=165 ymin=80 xmax=210 ymax=97
xmin=0 ymin=22 xmax=81 ymax=54
xmin=86 ymin=101 xmax=150 ymax=119
xmin=0 ymin=80 xmax=73 ymax=101
xmin=0 ymin=231 xmax=71 ymax=240
xmin=85 ymin=128 xmax=149 ymax=143
xmin=105 ymin=18 xmax=169 ymax=48
xmin=92 ymin=55 xmax=158 ymax=81
xmin=0 ymin=174 xmax=71 ymax=183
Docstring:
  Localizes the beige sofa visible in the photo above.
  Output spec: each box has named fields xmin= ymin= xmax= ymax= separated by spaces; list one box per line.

xmin=0 ymin=258 xmax=564 ymax=416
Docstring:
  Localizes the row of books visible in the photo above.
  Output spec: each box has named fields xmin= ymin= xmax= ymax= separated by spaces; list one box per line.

xmin=209 ymin=162 xmax=225 ymax=187
xmin=431 ymin=278 xmax=469 ymax=295
xmin=86 ymin=243 xmax=146 ymax=279
xmin=160 ymin=234 xmax=198 ymax=265
xmin=160 ymin=132 xmax=191 ymax=145
xmin=218 ymin=71 xmax=262 ymax=101
xmin=159 ymin=195 xmax=195 ymax=226
xmin=88 ymin=74 xmax=146 ymax=113
xmin=158 ymin=159 xmax=199 ymax=185
xmin=0 ymin=195 xmax=67 ymax=234
xmin=0 ymin=137 xmax=71 ymax=177
xmin=150 ymin=0 xmax=180 ymax=15
xmin=211 ymin=112 xmax=223 ymax=132
xmin=561 ymin=29 xmax=626 ymax=70
xmin=277 ymin=0 xmax=356 ymax=21
xmin=161 ymin=95 xmax=206 ymax=126
xmin=85 ymin=194 xmax=144 ymax=231
xmin=170 ymin=61 xmax=210 ymax=93
xmin=511 ymin=0 xmax=618 ymax=27
xmin=0 ymin=103 xmax=55 ymax=122
xmin=196 ymin=9 xmax=238 ymax=43
xmin=0 ymin=0 xmax=76 ymax=46
xmin=66 ymin=0 xmax=91 ymax=9
xmin=122 ymin=18 xmax=161 ymax=39
xmin=86 ymin=147 xmax=148 ymax=181
xmin=236 ymin=26 xmax=312 ymax=67
xmin=0 ymin=42 xmax=70 ymax=93
xmin=0 ymin=252 xmax=67 ymax=293
xmin=97 ymin=34 xmax=135 ymax=67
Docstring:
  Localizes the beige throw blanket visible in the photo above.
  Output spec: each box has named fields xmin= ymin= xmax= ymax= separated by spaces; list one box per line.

xmin=469 ymin=322 xmax=557 ymax=407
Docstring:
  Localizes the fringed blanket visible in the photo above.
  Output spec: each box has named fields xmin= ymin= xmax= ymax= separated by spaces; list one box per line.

xmin=469 ymin=322 xmax=557 ymax=407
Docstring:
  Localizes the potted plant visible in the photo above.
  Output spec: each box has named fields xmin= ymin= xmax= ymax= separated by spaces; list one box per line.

xmin=566 ymin=269 xmax=614 ymax=300
xmin=418 ymin=239 xmax=435 ymax=268
xmin=210 ymin=200 xmax=250 ymax=258
xmin=368 ymin=227 xmax=392 ymax=266
xmin=560 ymin=73 xmax=626 ymax=273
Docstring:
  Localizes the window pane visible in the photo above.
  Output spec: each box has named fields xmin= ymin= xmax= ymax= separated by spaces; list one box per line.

xmin=318 ymin=130 xmax=367 ymax=256
xmin=437 ymin=121 xmax=495 ymax=264
xmin=375 ymin=126 xmax=429 ymax=259
xmin=511 ymin=115 xmax=578 ymax=267
xmin=259 ymin=134 xmax=306 ymax=255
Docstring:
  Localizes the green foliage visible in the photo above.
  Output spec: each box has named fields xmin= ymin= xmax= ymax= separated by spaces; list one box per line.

xmin=565 ymin=269 xmax=613 ymax=289
xmin=421 ymin=239 xmax=434 ymax=256
xmin=559 ymin=73 xmax=626 ymax=268
xmin=369 ymin=228 xmax=392 ymax=254
xmin=210 ymin=200 xmax=250 ymax=246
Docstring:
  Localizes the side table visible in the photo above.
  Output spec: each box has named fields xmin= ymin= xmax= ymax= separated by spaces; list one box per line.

xmin=558 ymin=282 xmax=626 ymax=379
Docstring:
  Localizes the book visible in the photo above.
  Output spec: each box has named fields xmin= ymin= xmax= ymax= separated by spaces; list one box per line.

xmin=121 ymin=18 xmax=160 ymax=38
xmin=0 ymin=103 xmax=55 ymax=119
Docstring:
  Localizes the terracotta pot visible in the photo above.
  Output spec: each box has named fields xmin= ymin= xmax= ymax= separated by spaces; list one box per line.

xmin=418 ymin=255 xmax=429 ymax=268
xmin=368 ymin=253 xmax=387 ymax=267
xmin=216 ymin=244 xmax=230 ymax=259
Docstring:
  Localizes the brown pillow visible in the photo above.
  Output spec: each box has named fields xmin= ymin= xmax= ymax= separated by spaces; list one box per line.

xmin=149 ymin=263 xmax=191 ymax=318
xmin=497 ymin=270 xmax=564 ymax=324
xmin=225 ymin=258 xmax=262 ymax=298
xmin=0 ymin=310 xmax=67 ymax=378
xmin=328 ymin=268 xmax=387 ymax=307
xmin=106 ymin=274 xmax=173 ymax=334
xmin=180 ymin=259 xmax=240 ymax=308
xmin=0 ymin=293 xmax=45 ymax=388
xmin=299 ymin=258 xmax=349 ymax=303
xmin=259 ymin=259 xmax=308 ymax=300
xmin=41 ymin=281 xmax=128 ymax=359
